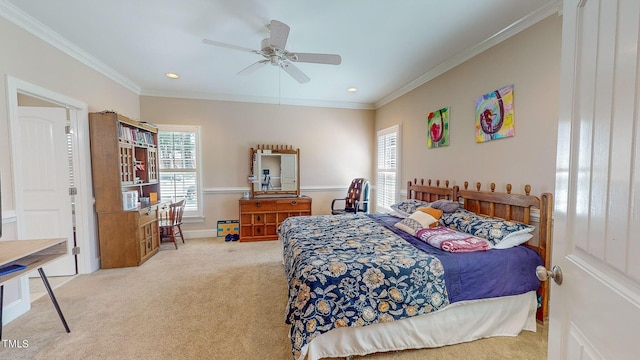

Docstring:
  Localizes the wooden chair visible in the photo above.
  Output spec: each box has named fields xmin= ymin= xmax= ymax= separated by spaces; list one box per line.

xmin=159 ymin=199 xmax=186 ymax=249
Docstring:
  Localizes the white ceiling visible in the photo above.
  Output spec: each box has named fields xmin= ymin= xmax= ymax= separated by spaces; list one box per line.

xmin=2 ymin=0 xmax=560 ymax=109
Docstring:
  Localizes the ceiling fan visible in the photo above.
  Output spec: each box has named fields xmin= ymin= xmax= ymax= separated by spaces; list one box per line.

xmin=202 ymin=20 xmax=341 ymax=84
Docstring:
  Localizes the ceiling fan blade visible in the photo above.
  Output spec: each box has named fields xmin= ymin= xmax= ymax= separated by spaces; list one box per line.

xmin=237 ymin=60 xmax=269 ymax=75
xmin=268 ymin=20 xmax=290 ymax=50
xmin=281 ymin=61 xmax=310 ymax=84
xmin=288 ymin=52 xmax=342 ymax=65
xmin=202 ymin=39 xmax=259 ymax=54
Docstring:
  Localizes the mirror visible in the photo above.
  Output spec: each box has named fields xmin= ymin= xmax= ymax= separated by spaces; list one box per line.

xmin=249 ymin=145 xmax=300 ymax=197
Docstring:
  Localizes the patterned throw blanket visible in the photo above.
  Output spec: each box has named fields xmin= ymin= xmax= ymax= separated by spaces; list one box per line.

xmin=280 ymin=214 xmax=450 ymax=360
xmin=415 ymin=227 xmax=490 ymax=252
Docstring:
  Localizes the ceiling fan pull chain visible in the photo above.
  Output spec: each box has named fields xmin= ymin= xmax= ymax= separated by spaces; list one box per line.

xmin=278 ymin=66 xmax=282 ymax=105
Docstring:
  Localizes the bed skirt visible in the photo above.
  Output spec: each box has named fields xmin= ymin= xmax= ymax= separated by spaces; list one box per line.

xmin=298 ymin=291 xmax=537 ymax=360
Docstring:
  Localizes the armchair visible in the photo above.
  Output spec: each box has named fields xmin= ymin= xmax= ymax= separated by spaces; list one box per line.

xmin=331 ymin=178 xmax=370 ymax=215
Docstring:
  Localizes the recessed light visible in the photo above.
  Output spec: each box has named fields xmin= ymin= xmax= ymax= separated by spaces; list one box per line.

xmin=347 ymin=87 xmax=358 ymax=93
xmin=165 ymin=73 xmax=179 ymax=79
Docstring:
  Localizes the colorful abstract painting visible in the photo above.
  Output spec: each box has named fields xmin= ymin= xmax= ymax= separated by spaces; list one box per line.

xmin=475 ymin=84 xmax=515 ymax=143
xmin=427 ymin=107 xmax=449 ymax=148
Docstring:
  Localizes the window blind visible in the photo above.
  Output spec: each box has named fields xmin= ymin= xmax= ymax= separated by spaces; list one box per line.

xmin=158 ymin=130 xmax=199 ymax=213
xmin=376 ymin=126 xmax=399 ymax=211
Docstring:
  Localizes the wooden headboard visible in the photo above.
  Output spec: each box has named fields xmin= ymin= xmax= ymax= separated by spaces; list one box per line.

xmin=406 ymin=178 xmax=456 ymax=202
xmin=406 ymin=179 xmax=553 ymax=322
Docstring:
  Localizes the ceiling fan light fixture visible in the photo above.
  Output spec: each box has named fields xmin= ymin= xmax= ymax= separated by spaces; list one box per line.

xmin=165 ymin=72 xmax=179 ymax=79
xmin=202 ymin=19 xmax=341 ymax=84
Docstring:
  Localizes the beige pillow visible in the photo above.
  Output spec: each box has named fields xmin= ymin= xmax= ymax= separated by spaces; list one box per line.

xmin=416 ymin=207 xmax=443 ymax=227
xmin=394 ymin=211 xmax=438 ymax=236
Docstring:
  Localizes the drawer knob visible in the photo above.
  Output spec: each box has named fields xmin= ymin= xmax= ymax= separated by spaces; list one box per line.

xmin=256 ymin=228 xmax=261 ymax=234
xmin=257 ymin=215 xmax=261 ymax=221
xmin=291 ymin=201 xmax=298 ymax=205
xmin=256 ymin=202 xmax=262 ymax=207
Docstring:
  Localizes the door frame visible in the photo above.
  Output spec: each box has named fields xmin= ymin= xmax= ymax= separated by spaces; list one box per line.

xmin=6 ymin=75 xmax=99 ymax=274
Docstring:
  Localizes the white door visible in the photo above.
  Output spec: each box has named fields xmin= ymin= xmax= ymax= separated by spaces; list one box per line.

xmin=548 ymin=0 xmax=640 ymax=359
xmin=15 ymin=106 xmax=76 ymax=276
xmin=281 ymin=154 xmax=297 ymax=191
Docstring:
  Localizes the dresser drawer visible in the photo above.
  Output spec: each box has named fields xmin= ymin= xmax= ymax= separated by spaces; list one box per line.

xmin=239 ymin=196 xmax=311 ymax=242
xmin=240 ymin=200 xmax=277 ymax=212
xmin=138 ymin=207 xmax=157 ymax=226
xmin=276 ymin=199 xmax=311 ymax=211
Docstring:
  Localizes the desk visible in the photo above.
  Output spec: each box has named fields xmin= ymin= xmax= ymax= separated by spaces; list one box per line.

xmin=0 ymin=238 xmax=71 ymax=339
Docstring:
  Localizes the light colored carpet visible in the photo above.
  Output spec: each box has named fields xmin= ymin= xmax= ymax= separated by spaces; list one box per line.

xmin=0 ymin=238 xmax=547 ymax=359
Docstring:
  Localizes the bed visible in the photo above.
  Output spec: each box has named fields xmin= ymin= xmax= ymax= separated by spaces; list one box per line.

xmin=280 ymin=179 xmax=552 ymax=360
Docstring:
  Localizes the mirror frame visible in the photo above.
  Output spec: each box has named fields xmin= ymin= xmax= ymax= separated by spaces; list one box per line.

xmin=249 ymin=145 xmax=300 ymax=198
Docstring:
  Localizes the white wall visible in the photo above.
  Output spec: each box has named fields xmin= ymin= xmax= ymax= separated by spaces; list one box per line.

xmin=0 ymin=11 xmax=375 ymax=242
xmin=1 ymin=11 xmax=562 ymax=247
xmin=0 ymin=16 xmax=140 ymax=231
xmin=140 ymin=96 xmax=375 ymax=234
xmin=0 ymin=14 xmax=141 ymax=324
xmin=376 ymin=14 xmax=562 ymax=197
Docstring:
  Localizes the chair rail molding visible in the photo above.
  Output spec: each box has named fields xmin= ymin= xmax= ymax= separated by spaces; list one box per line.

xmin=203 ymin=185 xmax=350 ymax=195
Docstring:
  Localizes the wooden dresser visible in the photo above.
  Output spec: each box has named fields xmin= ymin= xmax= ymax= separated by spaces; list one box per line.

xmin=239 ymin=196 xmax=312 ymax=241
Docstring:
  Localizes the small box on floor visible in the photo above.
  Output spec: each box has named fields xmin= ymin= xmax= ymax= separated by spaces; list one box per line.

xmin=217 ymin=220 xmax=239 ymax=237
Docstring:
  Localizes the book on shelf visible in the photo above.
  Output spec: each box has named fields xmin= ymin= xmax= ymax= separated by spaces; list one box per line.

xmin=118 ymin=123 xmax=155 ymax=146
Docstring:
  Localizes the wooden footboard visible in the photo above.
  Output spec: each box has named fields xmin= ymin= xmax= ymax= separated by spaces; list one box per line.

xmin=406 ymin=179 xmax=553 ymax=322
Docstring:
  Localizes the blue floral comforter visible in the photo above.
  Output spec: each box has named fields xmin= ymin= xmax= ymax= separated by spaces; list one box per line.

xmin=280 ymin=213 xmax=543 ymax=359
xmin=280 ymin=214 xmax=450 ymax=359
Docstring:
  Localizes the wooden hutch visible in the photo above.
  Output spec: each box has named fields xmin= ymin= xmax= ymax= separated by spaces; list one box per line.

xmin=89 ymin=111 xmax=162 ymax=268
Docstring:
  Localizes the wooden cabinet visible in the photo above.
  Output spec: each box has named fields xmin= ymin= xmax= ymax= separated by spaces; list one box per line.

xmin=239 ymin=196 xmax=312 ymax=241
xmin=89 ymin=111 xmax=162 ymax=268
xmin=96 ymin=207 xmax=160 ymax=268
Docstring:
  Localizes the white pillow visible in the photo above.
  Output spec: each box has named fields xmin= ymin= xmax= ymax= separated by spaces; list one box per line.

xmin=492 ymin=231 xmax=533 ymax=249
xmin=393 ymin=211 xmax=438 ymax=236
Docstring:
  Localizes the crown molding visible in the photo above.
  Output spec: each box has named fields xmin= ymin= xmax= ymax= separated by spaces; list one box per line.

xmin=0 ymin=0 xmax=372 ymax=111
xmin=374 ymin=0 xmax=562 ymax=109
xmin=1 ymin=0 xmax=560 ymax=111
xmin=140 ymin=89 xmax=376 ymax=110
xmin=0 ymin=0 xmax=141 ymax=94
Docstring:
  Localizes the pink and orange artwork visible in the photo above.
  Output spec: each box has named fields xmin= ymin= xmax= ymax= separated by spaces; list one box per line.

xmin=427 ymin=107 xmax=449 ymax=148
xmin=475 ymin=84 xmax=515 ymax=143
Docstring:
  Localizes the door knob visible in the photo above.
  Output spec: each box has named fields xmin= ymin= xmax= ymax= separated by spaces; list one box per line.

xmin=536 ymin=265 xmax=563 ymax=285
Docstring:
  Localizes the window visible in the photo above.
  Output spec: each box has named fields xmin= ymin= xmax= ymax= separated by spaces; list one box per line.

xmin=158 ymin=125 xmax=202 ymax=218
xmin=376 ymin=125 xmax=401 ymax=212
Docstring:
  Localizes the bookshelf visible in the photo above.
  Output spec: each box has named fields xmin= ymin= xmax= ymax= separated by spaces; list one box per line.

xmin=89 ymin=111 xmax=162 ymax=268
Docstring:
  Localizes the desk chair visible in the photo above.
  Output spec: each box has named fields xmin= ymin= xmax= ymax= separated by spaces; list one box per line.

xmin=159 ymin=199 xmax=186 ymax=249
xmin=331 ymin=178 xmax=370 ymax=215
